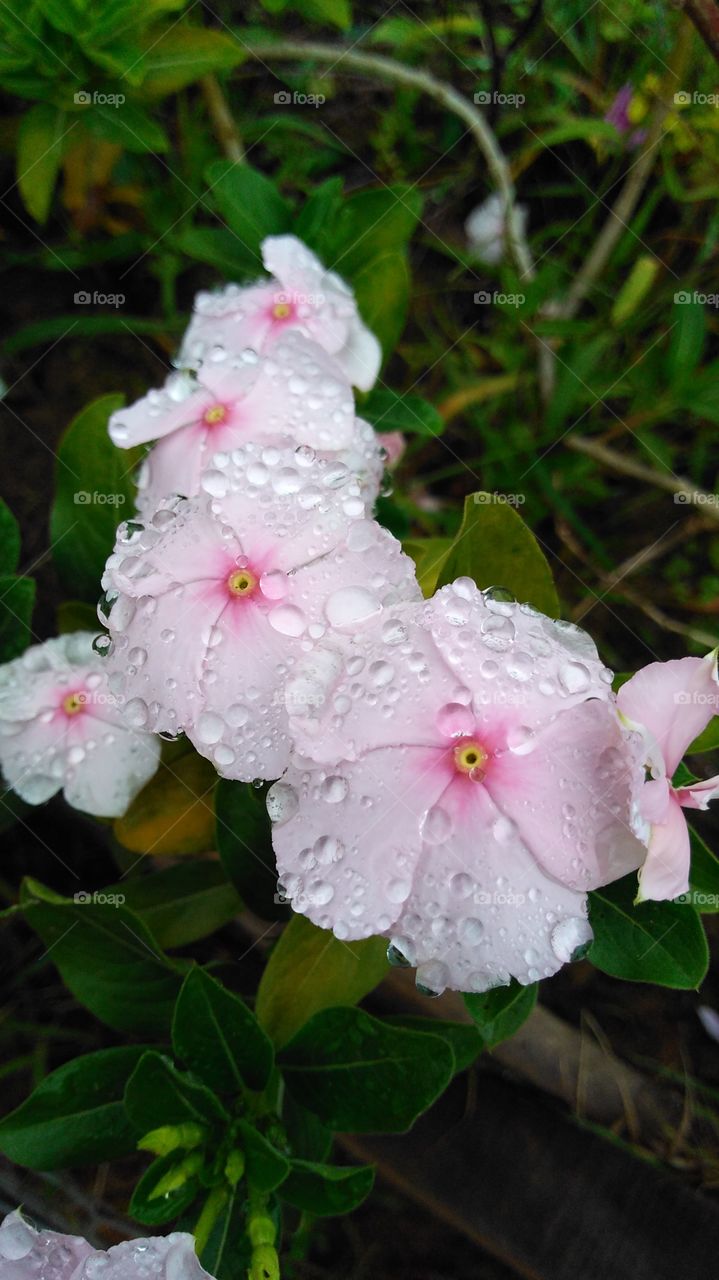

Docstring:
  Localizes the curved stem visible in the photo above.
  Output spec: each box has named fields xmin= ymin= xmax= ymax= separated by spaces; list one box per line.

xmin=241 ymin=38 xmax=534 ymax=283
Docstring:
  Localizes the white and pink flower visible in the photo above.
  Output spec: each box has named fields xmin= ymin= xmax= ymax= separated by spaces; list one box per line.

xmin=108 ymin=332 xmax=376 ymax=516
xmin=618 ymin=652 xmax=719 ymax=901
xmin=269 ymin=581 xmax=646 ymax=993
xmin=0 ymin=1210 xmax=213 ymax=1280
xmin=179 ymin=235 xmax=382 ymax=391
xmin=102 ymin=443 xmax=421 ymax=783
xmin=0 ymin=632 xmax=159 ymax=818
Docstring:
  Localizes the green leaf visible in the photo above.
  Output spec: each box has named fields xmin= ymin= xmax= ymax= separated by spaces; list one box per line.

xmin=56 ymin=599 xmax=98 ymax=633
xmin=236 ymin=1119 xmax=289 ymax=1192
xmin=436 ymin=492 xmax=560 ymax=617
xmin=173 ymin=968 xmax=274 ymax=1094
xmin=327 ymin=186 xmax=422 ymax=276
xmin=464 ymin=981 xmax=538 ymax=1049
xmin=130 ymin=1150 xmax=201 ymax=1225
xmin=350 ymin=248 xmax=409 ymax=359
xmin=136 ymin=26 xmax=246 ymax=97
xmin=668 ymin=300 xmax=705 ymax=385
xmin=280 ymin=1158 xmax=373 ymax=1215
xmin=117 ymin=862 xmax=242 ymax=949
xmin=84 ymin=103 xmax=169 ymax=153
xmin=688 ymin=824 xmax=719 ymax=913
xmin=362 ymin=389 xmax=444 ymax=438
xmin=687 ymin=718 xmax=719 ymax=754
xmin=385 ymin=1016 xmax=482 ymax=1071
xmin=125 ymin=1051 xmax=229 ymax=1134
xmin=0 ymin=1046 xmax=150 ymax=1170
xmin=198 ymin=1184 xmax=253 ymax=1280
xmin=215 ymin=779 xmax=285 ymax=920
xmin=173 ymin=226 xmax=258 ymax=279
xmin=256 ymin=916 xmax=389 ymax=1048
xmin=290 ymin=0 xmax=352 ymax=28
xmin=279 ymin=1007 xmax=454 ymax=1133
xmin=283 ymin=1093 xmax=332 ymax=1162
xmin=0 ymin=498 xmax=21 ymax=574
xmin=0 ymin=575 xmax=35 ymax=661
xmin=610 ymin=256 xmax=658 ymax=326
xmin=17 ymin=102 xmax=66 ymax=223
xmin=403 ymin=536 xmax=452 ymax=597
xmin=206 ymin=161 xmax=292 ymax=266
xmin=21 ymin=878 xmax=182 ymax=1035
xmin=294 ymin=177 xmax=344 ymax=254
xmin=114 ymin=748 xmax=217 ymax=855
xmin=50 ymin=393 xmax=141 ymax=602
xmin=588 ymin=874 xmax=709 ymax=988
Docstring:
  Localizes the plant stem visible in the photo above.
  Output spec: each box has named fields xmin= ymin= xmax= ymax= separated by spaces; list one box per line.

xmin=202 ymin=74 xmax=245 ymax=162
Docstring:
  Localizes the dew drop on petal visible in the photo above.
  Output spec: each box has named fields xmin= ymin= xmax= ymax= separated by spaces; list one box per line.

xmin=266 ymin=781 xmax=299 ymax=824
xmin=321 ymin=775 xmax=348 ymax=803
xmin=551 ymin=916 xmax=593 ymax=963
xmin=325 ymin=586 xmax=382 ymax=629
xmin=420 ymin=805 xmax=453 ymax=845
xmin=196 ymin=711 xmax=224 ymax=744
xmin=268 ymin=603 xmax=306 ymax=637
xmin=558 ymin=661 xmax=591 ymax=694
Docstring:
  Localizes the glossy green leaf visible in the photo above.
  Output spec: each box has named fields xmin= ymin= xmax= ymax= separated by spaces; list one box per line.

xmin=687 ymin=718 xmax=719 ymax=754
xmin=206 ymin=161 xmax=292 ymax=265
xmin=256 ymin=916 xmax=389 ymax=1048
xmin=402 ymin=537 xmax=451 ymax=597
xmin=17 ymin=102 xmax=66 ymax=223
xmin=283 ymin=1093 xmax=332 ymax=1163
xmin=172 ymin=226 xmax=258 ymax=279
xmin=436 ymin=491 xmax=560 ymax=617
xmin=236 ymin=1118 xmax=289 ymax=1192
xmin=117 ymin=862 xmax=242 ymax=949
xmin=199 ymin=1185 xmax=253 ymax=1280
xmin=464 ymin=980 xmax=538 ymax=1049
xmin=125 ymin=1051 xmax=229 ymax=1134
xmin=293 ymin=176 xmax=344 ymax=253
xmin=50 ymin=393 xmax=141 ymax=602
xmin=0 ymin=498 xmax=21 ymax=574
xmin=280 ymin=1158 xmax=374 ymax=1215
xmin=0 ymin=575 xmax=35 ymax=661
xmin=687 ymin=824 xmax=719 ymax=913
xmin=21 ymin=878 xmax=182 ymax=1035
xmin=386 ymin=1016 xmax=482 ymax=1071
xmin=84 ymin=103 xmax=169 ymax=153
xmin=215 ymin=779 xmax=285 ymax=920
xmin=326 ymin=186 xmax=422 ymax=275
xmin=130 ymin=1150 xmax=201 ymax=1225
xmin=362 ymin=388 xmax=444 ymax=438
xmin=136 ymin=26 xmax=246 ymax=97
xmin=0 ymin=1046 xmax=150 ymax=1170
xmin=588 ymin=874 xmax=709 ymax=988
xmin=173 ymin=968 xmax=274 ymax=1094
xmin=279 ymin=1007 xmax=454 ymax=1133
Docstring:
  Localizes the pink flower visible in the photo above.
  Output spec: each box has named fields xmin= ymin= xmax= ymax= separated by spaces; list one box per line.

xmin=109 ymin=333 xmax=363 ymax=516
xmin=0 ymin=1209 xmax=213 ymax=1279
xmin=179 ymin=235 xmax=382 ymax=391
xmin=0 ymin=632 xmax=159 ymax=817
xmin=379 ymin=430 xmax=406 ymax=470
xmin=270 ymin=581 xmax=646 ymax=994
xmin=617 ymin=653 xmax=719 ymax=901
xmin=102 ymin=443 xmax=421 ymax=782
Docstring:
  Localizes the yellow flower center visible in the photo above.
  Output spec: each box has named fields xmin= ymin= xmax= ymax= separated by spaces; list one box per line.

xmin=272 ymin=300 xmax=292 ymax=320
xmin=453 ymin=739 xmax=487 ymax=777
xmin=227 ymin=568 xmax=258 ymax=597
xmin=202 ymin=402 xmax=228 ymax=426
xmin=63 ymin=691 xmax=87 ymax=716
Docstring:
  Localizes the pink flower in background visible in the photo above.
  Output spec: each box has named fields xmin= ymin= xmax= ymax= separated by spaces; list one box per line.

xmin=604 ymin=83 xmax=648 ymax=147
xmin=0 ymin=1210 xmax=213 ymax=1279
xmin=102 ymin=443 xmax=420 ymax=782
xmin=270 ymin=581 xmax=646 ymax=994
xmin=0 ymin=632 xmax=159 ymax=817
xmin=179 ymin=235 xmax=382 ymax=391
xmin=108 ymin=332 xmax=357 ymax=515
xmin=618 ymin=652 xmax=719 ymax=901
xmin=379 ymin=430 xmax=406 ymax=470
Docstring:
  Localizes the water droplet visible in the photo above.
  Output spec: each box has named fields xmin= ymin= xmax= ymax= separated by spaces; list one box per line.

xmin=387 ymin=878 xmax=411 ymax=904
xmin=420 ymin=805 xmax=453 ymax=844
xmin=559 ymin=661 xmax=591 ymax=694
xmin=550 ymin=916 xmax=593 ymax=963
xmin=196 ymin=711 xmax=224 ymax=744
xmin=416 ymin=960 xmax=449 ymax=997
xmin=321 ymin=775 xmax=348 ymax=803
xmin=269 ymin=603 xmax=306 ymax=637
xmin=325 ymin=586 xmax=382 ymax=629
xmin=267 ymin=781 xmax=299 ymax=823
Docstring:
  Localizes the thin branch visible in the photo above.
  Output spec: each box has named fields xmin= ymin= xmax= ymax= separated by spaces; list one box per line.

xmin=678 ymin=0 xmax=719 ymax=62
xmin=201 ymin=74 xmax=245 ymax=163
xmin=566 ymin=433 xmax=719 ymax=521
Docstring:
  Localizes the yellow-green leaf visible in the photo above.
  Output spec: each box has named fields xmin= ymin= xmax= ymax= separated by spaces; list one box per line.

xmin=115 ymin=749 xmax=217 ymax=856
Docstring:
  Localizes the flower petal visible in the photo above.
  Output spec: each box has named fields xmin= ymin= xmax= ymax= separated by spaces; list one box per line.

xmin=389 ymin=779 xmax=592 ymax=993
xmin=271 ymin=744 xmax=447 ymax=938
xmin=636 ymin=794 xmax=691 ymax=902
xmin=675 ymin=773 xmax=719 ymax=811
xmin=617 ymin=653 xmax=719 ymax=775
xmin=487 ymin=699 xmax=646 ymax=891
xmin=109 ymin=372 xmax=211 ymax=448
xmin=62 ymin=720 xmax=160 ymax=818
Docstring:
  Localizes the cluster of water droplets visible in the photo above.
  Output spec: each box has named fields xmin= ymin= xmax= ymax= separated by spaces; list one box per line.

xmin=0 ymin=1212 xmax=206 ymax=1280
